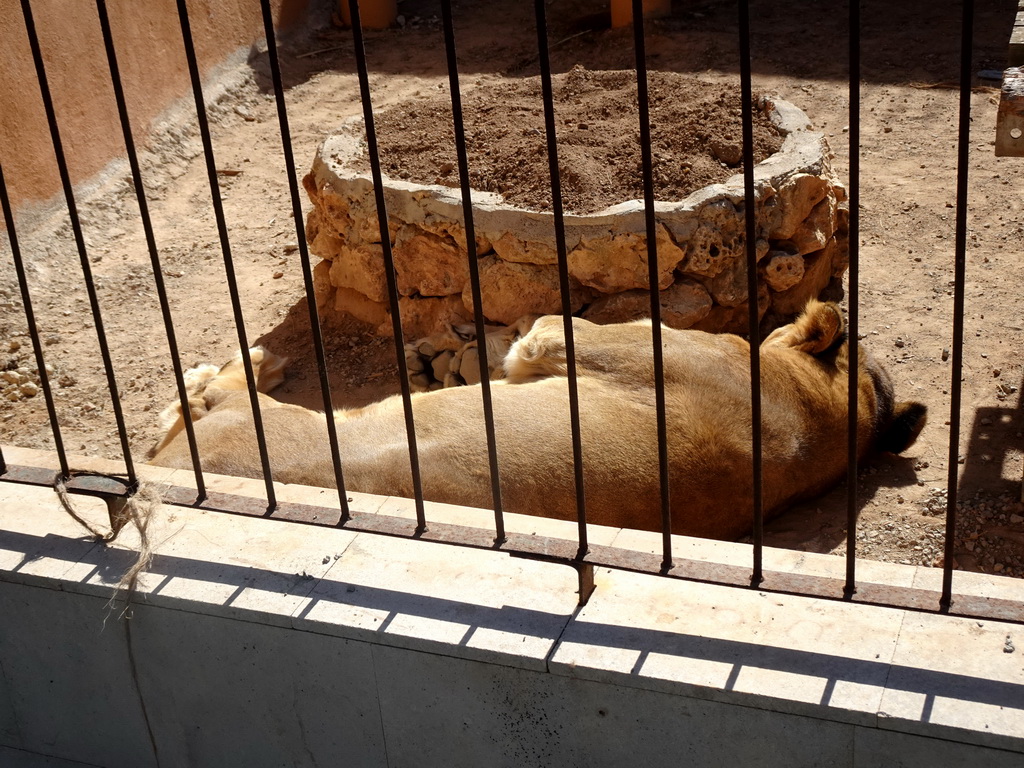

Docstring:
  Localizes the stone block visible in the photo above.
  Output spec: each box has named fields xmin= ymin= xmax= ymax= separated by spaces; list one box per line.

xmin=335 ymin=286 xmax=388 ymax=328
xmin=768 ymin=173 xmax=831 ymax=240
xmin=492 ymin=232 xmax=558 ymax=266
xmin=420 ymin=217 xmax=492 ymax=257
xmin=699 ymin=248 xmax=769 ymax=308
xmin=770 ymin=239 xmax=837 ymax=318
xmin=788 ymin=188 xmax=838 ymax=256
xmin=0 ymin=583 xmax=158 ymax=767
xmin=131 ymin=606 xmax=388 ymax=768
xmin=659 ymin=279 xmax=715 ymax=327
xmin=312 ymin=258 xmax=333 ymax=310
xmin=763 ymin=249 xmax=805 ymax=292
xmin=679 ymin=199 xmax=745 ymax=277
xmin=329 ymin=243 xmax=388 ymax=303
xmin=878 ymin=611 xmax=1024 ymax=751
xmin=550 ymin=567 xmax=901 ymax=726
xmin=583 ymin=279 xmax=712 ymax=329
xmin=378 ymin=295 xmax=470 ymax=340
xmin=464 ymin=257 xmax=585 ymax=326
xmin=393 ymin=225 xmax=469 ymax=297
xmin=830 ymin=230 xmax=850 ymax=278
xmin=307 ymin=219 xmax=345 ymax=264
xmin=567 ymin=224 xmax=684 ymax=292
xmin=690 ymin=284 xmax=769 ymax=334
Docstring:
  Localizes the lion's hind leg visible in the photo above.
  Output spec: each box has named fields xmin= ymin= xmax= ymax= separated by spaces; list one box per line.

xmin=762 ymin=300 xmax=845 ymax=355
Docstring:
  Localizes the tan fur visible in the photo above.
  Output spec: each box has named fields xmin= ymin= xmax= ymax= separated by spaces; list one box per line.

xmin=148 ymin=347 xmax=288 ymax=458
xmin=149 ymin=302 xmax=926 ymax=540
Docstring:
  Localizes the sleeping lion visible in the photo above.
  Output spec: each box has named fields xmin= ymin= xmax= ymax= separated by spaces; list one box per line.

xmin=149 ymin=300 xmax=926 ymax=540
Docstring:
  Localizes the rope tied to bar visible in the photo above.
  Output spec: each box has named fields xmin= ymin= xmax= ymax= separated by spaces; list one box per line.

xmin=52 ymin=470 xmax=165 ymax=768
xmin=53 ymin=470 xmax=161 ymax=598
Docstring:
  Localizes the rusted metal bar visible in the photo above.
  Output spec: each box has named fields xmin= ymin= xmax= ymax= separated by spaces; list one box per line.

xmin=629 ymin=0 xmax=674 ymax=574
xmin=574 ymin=562 xmax=597 ymax=607
xmin=20 ymin=0 xmax=136 ymax=485
xmin=534 ymin=0 xmax=590 ymax=561
xmin=258 ymin=0 xmax=350 ymax=520
xmin=175 ymin=0 xmax=277 ymax=510
xmin=95 ymin=0 xmax=206 ymax=500
xmin=347 ymin=0 xmax=427 ymax=531
xmin=439 ymin=0 xmax=506 ymax=543
xmin=942 ymin=0 xmax=975 ymax=611
xmin=845 ymin=0 xmax=862 ymax=598
xmin=0 ymin=164 xmax=68 ymax=480
xmin=738 ymin=0 xmax=765 ymax=587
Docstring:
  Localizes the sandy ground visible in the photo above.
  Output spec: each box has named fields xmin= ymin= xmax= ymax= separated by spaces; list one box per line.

xmin=2 ymin=0 xmax=1024 ymax=577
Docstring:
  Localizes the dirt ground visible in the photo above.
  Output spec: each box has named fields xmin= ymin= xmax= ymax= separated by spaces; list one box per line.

xmin=2 ymin=0 xmax=1024 ymax=578
xmin=370 ymin=67 xmax=783 ymax=213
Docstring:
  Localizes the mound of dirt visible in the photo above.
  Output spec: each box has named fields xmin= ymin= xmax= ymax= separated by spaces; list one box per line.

xmin=371 ymin=66 xmax=783 ymax=214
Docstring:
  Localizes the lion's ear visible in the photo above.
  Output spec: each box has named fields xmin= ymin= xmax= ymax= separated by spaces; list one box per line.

xmin=878 ymin=401 xmax=928 ymax=454
xmin=763 ymin=300 xmax=845 ymax=355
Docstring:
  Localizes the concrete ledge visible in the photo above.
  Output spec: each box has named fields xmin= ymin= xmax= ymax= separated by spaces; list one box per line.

xmin=1 ymin=445 xmax=1023 ymax=766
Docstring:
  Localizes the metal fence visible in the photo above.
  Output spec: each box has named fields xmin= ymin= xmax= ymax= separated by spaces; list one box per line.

xmin=2 ymin=0 xmax=1016 ymax=623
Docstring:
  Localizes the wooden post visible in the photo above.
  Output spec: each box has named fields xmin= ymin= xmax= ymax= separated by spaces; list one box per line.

xmin=996 ymin=67 xmax=1024 ymax=157
xmin=340 ymin=0 xmax=397 ymax=29
xmin=610 ymin=0 xmax=672 ymax=29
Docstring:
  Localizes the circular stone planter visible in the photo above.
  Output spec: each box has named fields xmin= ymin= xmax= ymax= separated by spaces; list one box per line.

xmin=302 ymin=96 xmax=847 ymax=339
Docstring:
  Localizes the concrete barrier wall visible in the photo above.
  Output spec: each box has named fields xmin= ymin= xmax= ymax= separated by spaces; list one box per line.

xmin=1 ymin=447 xmax=1023 ymax=767
xmin=0 ymin=0 xmax=309 ymax=217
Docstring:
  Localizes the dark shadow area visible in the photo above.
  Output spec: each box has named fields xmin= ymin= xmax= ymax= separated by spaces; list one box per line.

xmin=251 ymin=0 xmax=1018 ymax=94
xmin=956 ymin=366 xmax=1024 ymax=495
xmin=761 ymin=451 xmax=925 ymax=554
xmin=252 ymin=295 xmax=401 ymax=412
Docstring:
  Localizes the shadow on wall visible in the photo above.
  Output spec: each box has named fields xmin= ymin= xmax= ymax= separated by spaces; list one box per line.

xmin=3 ymin=523 xmax=1023 ymax=721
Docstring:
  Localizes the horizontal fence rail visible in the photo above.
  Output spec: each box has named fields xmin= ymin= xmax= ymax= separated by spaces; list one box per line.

xmin=0 ymin=0 xmax=1013 ymax=625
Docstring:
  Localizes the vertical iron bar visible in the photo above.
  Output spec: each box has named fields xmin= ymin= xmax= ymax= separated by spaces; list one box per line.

xmin=348 ymin=0 xmax=426 ymax=529
xmin=439 ymin=0 xmax=505 ymax=542
xmin=258 ymin=0 xmax=350 ymax=520
xmin=534 ymin=0 xmax=589 ymax=559
xmin=844 ymin=0 xmax=862 ymax=597
xmin=95 ymin=0 xmax=206 ymax=500
xmin=942 ymin=0 xmax=975 ymax=610
xmin=738 ymin=0 xmax=764 ymax=586
xmin=175 ymin=0 xmax=277 ymax=509
xmin=630 ymin=0 xmax=673 ymax=572
xmin=20 ymin=0 xmax=136 ymax=484
xmin=0 ymin=163 xmax=68 ymax=477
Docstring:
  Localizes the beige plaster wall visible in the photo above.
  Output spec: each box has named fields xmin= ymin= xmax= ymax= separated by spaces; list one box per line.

xmin=0 ymin=0 xmax=306 ymax=214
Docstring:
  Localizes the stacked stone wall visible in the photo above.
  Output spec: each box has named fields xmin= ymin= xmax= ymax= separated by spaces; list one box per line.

xmin=303 ymin=97 xmax=847 ymax=339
